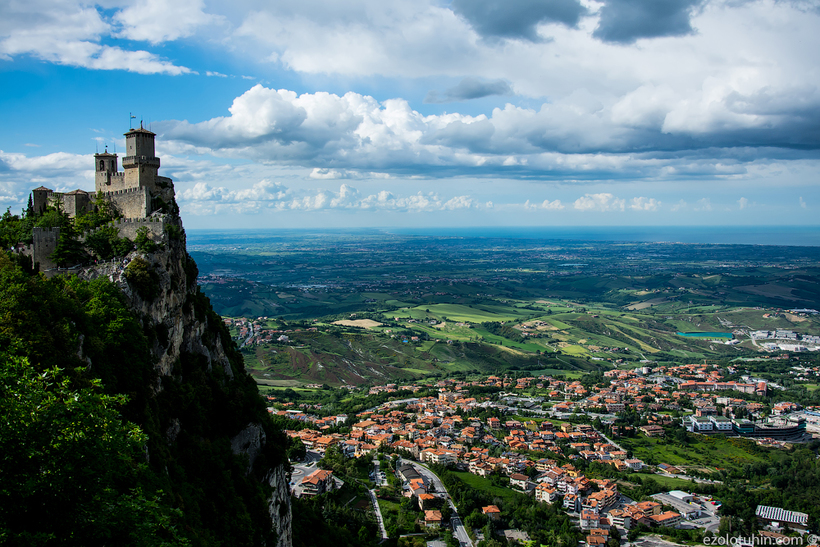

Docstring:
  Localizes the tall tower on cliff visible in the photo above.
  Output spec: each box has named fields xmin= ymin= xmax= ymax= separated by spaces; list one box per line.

xmin=94 ymin=147 xmax=119 ymax=189
xmin=90 ymin=123 xmax=174 ymax=219
xmin=122 ymin=124 xmax=160 ymax=193
xmin=94 ymin=123 xmax=161 ymax=195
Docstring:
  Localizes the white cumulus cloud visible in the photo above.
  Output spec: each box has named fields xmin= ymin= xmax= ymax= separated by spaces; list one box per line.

xmin=524 ymin=199 xmax=564 ymax=210
xmin=695 ymin=198 xmax=712 ymax=212
xmin=161 ymin=84 xmax=781 ymax=181
xmin=573 ymin=193 xmax=625 ymax=212
xmin=629 ymin=197 xmax=661 ymax=211
xmin=176 ymin=180 xmax=477 ymax=215
xmin=0 ymin=0 xmax=191 ymax=74
xmin=114 ymin=0 xmax=216 ymax=44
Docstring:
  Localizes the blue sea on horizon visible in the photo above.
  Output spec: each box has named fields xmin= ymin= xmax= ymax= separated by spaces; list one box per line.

xmin=187 ymin=225 xmax=820 ymax=247
xmin=384 ymin=226 xmax=820 ymax=246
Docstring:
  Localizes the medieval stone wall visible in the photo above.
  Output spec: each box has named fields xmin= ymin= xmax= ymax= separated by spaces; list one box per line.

xmin=81 ymin=216 xmax=166 ymax=244
xmin=102 ymin=187 xmax=150 ymax=219
xmin=112 ymin=217 xmax=165 ymax=242
xmin=32 ymin=227 xmax=59 ymax=270
xmin=59 ymin=192 xmax=91 ymax=217
xmin=96 ymin=172 xmax=127 ymax=193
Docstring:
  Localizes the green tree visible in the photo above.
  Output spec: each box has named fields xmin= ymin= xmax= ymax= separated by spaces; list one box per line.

xmin=85 ymin=225 xmax=134 ymax=260
xmin=0 ymin=356 xmax=188 ymax=545
xmin=123 ymin=257 xmax=161 ymax=300
xmin=135 ymin=226 xmax=159 ymax=253
xmin=74 ymin=192 xmax=122 ymax=233
xmin=287 ymin=437 xmax=307 ymax=462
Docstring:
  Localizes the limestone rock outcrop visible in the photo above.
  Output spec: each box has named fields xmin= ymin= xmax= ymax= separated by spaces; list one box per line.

xmin=76 ymin=209 xmax=292 ymax=546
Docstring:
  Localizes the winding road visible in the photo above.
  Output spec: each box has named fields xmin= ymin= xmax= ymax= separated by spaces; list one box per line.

xmin=368 ymin=488 xmax=389 ymax=541
xmin=405 ymin=460 xmax=474 ymax=547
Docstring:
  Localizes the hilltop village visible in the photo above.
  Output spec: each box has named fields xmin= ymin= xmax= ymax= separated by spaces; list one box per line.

xmin=269 ymin=364 xmax=818 ymax=547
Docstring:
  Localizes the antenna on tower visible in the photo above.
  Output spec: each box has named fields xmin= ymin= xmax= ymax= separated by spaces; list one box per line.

xmin=130 ymin=112 xmax=136 ymax=129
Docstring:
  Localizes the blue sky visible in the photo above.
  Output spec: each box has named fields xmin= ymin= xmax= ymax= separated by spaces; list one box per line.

xmin=1 ymin=0 xmax=819 ymax=229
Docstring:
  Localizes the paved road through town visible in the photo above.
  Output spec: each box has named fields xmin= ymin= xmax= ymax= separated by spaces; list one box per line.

xmin=239 ymin=323 xmax=254 ymax=348
xmin=368 ymin=488 xmax=389 ymax=541
xmin=290 ymin=450 xmax=324 ymax=496
xmin=406 ymin=461 xmax=474 ymax=547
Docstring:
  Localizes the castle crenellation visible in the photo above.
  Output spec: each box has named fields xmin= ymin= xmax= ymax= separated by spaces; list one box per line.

xmin=80 ymin=216 xmax=166 ymax=242
xmin=104 ymin=187 xmax=146 ymax=196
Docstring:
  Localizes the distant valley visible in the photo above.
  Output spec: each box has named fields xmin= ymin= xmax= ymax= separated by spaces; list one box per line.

xmin=189 ymin=230 xmax=820 ymax=388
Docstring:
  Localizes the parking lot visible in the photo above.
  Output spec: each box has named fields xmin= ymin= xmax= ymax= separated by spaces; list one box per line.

xmin=290 ymin=450 xmax=321 ymax=497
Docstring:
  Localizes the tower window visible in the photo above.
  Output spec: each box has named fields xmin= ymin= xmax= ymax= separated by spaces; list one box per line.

xmin=100 ymin=160 xmax=105 ymax=171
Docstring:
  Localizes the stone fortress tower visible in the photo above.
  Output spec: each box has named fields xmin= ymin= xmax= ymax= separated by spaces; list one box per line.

xmin=22 ymin=123 xmax=176 ymax=270
xmin=33 ymin=122 xmax=174 ymax=221
xmin=93 ymin=123 xmax=175 ymax=219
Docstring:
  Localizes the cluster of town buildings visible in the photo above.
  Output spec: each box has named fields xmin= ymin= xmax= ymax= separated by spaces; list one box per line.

xmin=274 ymin=368 xmax=817 ymax=543
xmin=223 ymin=316 xmax=319 ymax=345
xmin=750 ymin=329 xmax=820 ymax=352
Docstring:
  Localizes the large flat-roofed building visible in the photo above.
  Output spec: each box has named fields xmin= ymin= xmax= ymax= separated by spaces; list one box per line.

xmin=651 ymin=493 xmax=701 ymax=519
xmin=667 ymin=491 xmax=695 ymax=503
xmin=397 ymin=464 xmax=422 ymax=484
xmin=732 ymin=418 xmax=807 ymax=441
xmin=710 ymin=416 xmax=733 ymax=431
xmin=756 ymin=505 xmax=809 ymax=532
xmin=689 ymin=416 xmax=713 ymax=432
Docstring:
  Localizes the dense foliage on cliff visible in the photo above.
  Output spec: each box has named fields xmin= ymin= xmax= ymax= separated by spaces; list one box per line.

xmin=0 ymin=251 xmax=287 ymax=546
xmin=1 ymin=195 xmax=131 ymax=269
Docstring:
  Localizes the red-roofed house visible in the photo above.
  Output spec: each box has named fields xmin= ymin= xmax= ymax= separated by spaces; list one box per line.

xmin=482 ymin=505 xmax=501 ymax=520
xmin=301 ymin=469 xmax=335 ymax=496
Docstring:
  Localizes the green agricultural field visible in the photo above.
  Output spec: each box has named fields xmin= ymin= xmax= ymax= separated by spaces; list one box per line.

xmin=450 ymin=471 xmax=520 ymax=505
xmin=471 ymin=327 xmax=547 ymax=352
xmin=667 ymin=349 xmax=707 ymax=359
xmin=193 ymin=230 xmax=820 ymax=385
xmin=561 ymin=345 xmax=589 ymax=356
xmin=397 ymin=303 xmax=523 ymax=323
xmin=542 ymin=318 xmax=573 ymax=330
xmin=619 ymin=433 xmax=780 ymax=472
xmin=628 ymin=473 xmax=700 ymax=491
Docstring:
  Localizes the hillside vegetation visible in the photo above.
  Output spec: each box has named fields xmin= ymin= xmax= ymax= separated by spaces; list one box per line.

xmin=0 ymin=221 xmax=288 ymax=545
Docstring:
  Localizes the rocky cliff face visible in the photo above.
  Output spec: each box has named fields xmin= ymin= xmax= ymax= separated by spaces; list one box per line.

xmin=77 ymin=213 xmax=216 ymax=379
xmin=266 ymin=465 xmax=294 ymax=547
xmin=76 ymin=209 xmax=293 ymax=547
